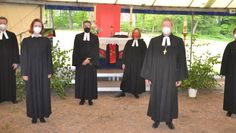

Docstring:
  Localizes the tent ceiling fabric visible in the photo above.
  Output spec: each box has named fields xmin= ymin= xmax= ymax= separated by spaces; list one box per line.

xmin=1 ymin=0 xmax=236 ymax=15
xmin=45 ymin=0 xmax=236 ymax=8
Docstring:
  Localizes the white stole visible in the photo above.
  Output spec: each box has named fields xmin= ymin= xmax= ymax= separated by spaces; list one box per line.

xmin=83 ymin=33 xmax=90 ymax=41
xmin=0 ymin=31 xmax=9 ymax=40
xmin=132 ymin=39 xmax=139 ymax=47
xmin=31 ymin=34 xmax=42 ymax=38
xmin=161 ymin=36 xmax=171 ymax=46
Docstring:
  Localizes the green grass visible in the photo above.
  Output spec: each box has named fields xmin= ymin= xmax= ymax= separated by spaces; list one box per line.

xmin=141 ymin=32 xmax=232 ymax=42
xmin=196 ymin=34 xmax=232 ymax=42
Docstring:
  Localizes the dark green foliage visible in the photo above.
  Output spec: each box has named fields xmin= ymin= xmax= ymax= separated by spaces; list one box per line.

xmin=16 ymin=70 xmax=25 ymax=101
xmin=50 ymin=42 xmax=74 ymax=99
xmin=45 ymin=10 xmax=89 ymax=29
xmin=181 ymin=52 xmax=220 ymax=90
xmin=45 ymin=9 xmax=236 ymax=41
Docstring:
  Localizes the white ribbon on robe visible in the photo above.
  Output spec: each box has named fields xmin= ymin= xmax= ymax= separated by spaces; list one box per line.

xmin=83 ymin=32 xmax=90 ymax=41
xmin=31 ymin=34 xmax=42 ymax=38
xmin=0 ymin=31 xmax=9 ymax=40
xmin=132 ymin=39 xmax=139 ymax=47
xmin=161 ymin=36 xmax=171 ymax=46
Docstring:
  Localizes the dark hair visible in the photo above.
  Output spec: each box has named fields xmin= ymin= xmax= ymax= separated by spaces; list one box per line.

xmin=29 ymin=18 xmax=44 ymax=34
xmin=0 ymin=16 xmax=8 ymax=23
xmin=132 ymin=28 xmax=141 ymax=38
xmin=233 ymin=28 xmax=236 ymax=34
xmin=83 ymin=20 xmax=91 ymax=25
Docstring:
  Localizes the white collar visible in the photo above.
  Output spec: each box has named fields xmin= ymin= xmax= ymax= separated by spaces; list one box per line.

xmin=31 ymin=34 xmax=42 ymax=38
xmin=83 ymin=32 xmax=90 ymax=41
xmin=162 ymin=36 xmax=171 ymax=46
xmin=132 ymin=39 xmax=139 ymax=47
xmin=0 ymin=31 xmax=9 ymax=40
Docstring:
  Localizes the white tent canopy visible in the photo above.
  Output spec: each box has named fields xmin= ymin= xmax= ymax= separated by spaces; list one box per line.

xmin=1 ymin=0 xmax=236 ymax=8
xmin=41 ymin=0 xmax=236 ymax=8
xmin=1 ymin=0 xmax=236 ymax=15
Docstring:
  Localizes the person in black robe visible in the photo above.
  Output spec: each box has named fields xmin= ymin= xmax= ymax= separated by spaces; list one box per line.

xmin=116 ymin=28 xmax=147 ymax=98
xmin=72 ymin=20 xmax=99 ymax=106
xmin=21 ymin=19 xmax=53 ymax=124
xmin=0 ymin=16 xmax=19 ymax=104
xmin=220 ymin=28 xmax=236 ymax=117
xmin=140 ymin=18 xmax=188 ymax=129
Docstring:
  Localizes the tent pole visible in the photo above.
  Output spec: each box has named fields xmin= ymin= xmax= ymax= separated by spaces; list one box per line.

xmin=190 ymin=13 xmax=194 ymax=67
xmin=94 ymin=5 xmax=96 ymax=24
xmin=129 ymin=5 xmax=133 ymax=37
xmin=40 ymin=5 xmax=43 ymax=20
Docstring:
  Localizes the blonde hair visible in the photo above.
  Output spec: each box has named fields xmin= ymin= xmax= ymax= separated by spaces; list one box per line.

xmin=162 ymin=18 xmax=173 ymax=27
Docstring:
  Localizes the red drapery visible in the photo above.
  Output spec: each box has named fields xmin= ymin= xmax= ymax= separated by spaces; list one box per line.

xmin=96 ymin=4 xmax=121 ymax=37
xmin=108 ymin=44 xmax=117 ymax=64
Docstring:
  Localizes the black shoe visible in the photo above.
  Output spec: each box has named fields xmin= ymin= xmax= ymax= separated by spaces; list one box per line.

xmin=88 ymin=100 xmax=93 ymax=106
xmin=32 ymin=118 xmax=37 ymax=124
xmin=39 ymin=118 xmax=46 ymax=123
xmin=115 ymin=92 xmax=126 ymax=97
xmin=166 ymin=122 xmax=175 ymax=130
xmin=12 ymin=100 xmax=18 ymax=104
xmin=152 ymin=121 xmax=160 ymax=128
xmin=226 ymin=112 xmax=232 ymax=117
xmin=79 ymin=100 xmax=85 ymax=105
xmin=134 ymin=94 xmax=139 ymax=99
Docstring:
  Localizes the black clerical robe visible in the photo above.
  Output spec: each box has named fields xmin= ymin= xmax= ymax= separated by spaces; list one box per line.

xmin=220 ymin=40 xmax=236 ymax=114
xmin=72 ymin=33 xmax=99 ymax=100
xmin=120 ymin=39 xmax=147 ymax=95
xmin=0 ymin=30 xmax=19 ymax=102
xmin=21 ymin=36 xmax=53 ymax=119
xmin=141 ymin=34 xmax=188 ymax=122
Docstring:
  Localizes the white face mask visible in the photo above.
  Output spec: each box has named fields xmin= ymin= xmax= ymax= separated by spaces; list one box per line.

xmin=33 ymin=26 xmax=41 ymax=34
xmin=0 ymin=24 xmax=7 ymax=31
xmin=234 ymin=34 xmax=236 ymax=39
xmin=162 ymin=27 xmax=171 ymax=36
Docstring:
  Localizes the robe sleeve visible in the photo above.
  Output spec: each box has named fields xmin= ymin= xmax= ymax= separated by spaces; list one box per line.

xmin=47 ymin=39 xmax=53 ymax=74
xmin=20 ymin=39 xmax=28 ymax=76
xmin=11 ymin=33 xmax=20 ymax=64
xmin=220 ymin=44 xmax=230 ymax=76
xmin=140 ymin=40 xmax=147 ymax=64
xmin=176 ymin=39 xmax=188 ymax=81
xmin=90 ymin=36 xmax=99 ymax=66
xmin=72 ymin=35 xmax=80 ymax=66
xmin=140 ymin=39 xmax=154 ymax=81
xmin=122 ymin=41 xmax=129 ymax=65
